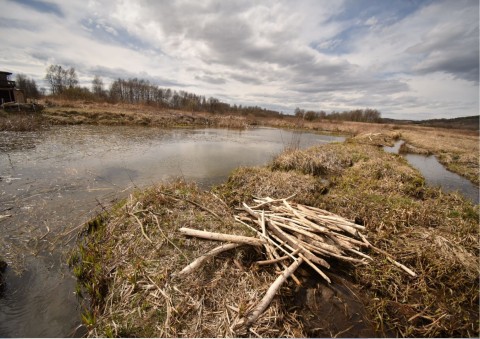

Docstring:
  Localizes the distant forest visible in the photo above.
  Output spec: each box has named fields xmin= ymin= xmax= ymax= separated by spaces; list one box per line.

xmin=18 ymin=64 xmax=383 ymax=122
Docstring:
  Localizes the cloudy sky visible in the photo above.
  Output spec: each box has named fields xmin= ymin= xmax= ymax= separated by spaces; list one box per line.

xmin=1 ymin=0 xmax=478 ymax=119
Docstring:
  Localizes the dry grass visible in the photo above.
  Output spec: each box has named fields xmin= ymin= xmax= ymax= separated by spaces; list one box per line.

xmin=0 ymin=111 xmax=45 ymax=131
xmin=70 ymin=180 xmax=310 ymax=337
xmin=42 ymin=99 xmax=247 ymax=129
xmin=216 ymin=142 xmax=479 ymax=337
xmin=217 ymin=167 xmax=327 ymax=207
xmin=271 ymin=143 xmax=368 ymax=176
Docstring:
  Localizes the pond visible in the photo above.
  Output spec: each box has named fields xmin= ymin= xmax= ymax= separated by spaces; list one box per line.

xmin=384 ymin=140 xmax=478 ymax=204
xmin=0 ymin=125 xmax=344 ymax=337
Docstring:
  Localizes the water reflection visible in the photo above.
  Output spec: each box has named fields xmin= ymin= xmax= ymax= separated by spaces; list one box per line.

xmin=383 ymin=140 xmax=478 ymax=204
xmin=405 ymin=154 xmax=479 ymax=204
xmin=0 ymin=125 xmax=344 ymax=337
xmin=383 ymin=140 xmax=403 ymax=154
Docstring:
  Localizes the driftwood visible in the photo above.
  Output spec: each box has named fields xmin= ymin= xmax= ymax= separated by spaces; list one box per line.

xmin=178 ymin=196 xmax=417 ymax=332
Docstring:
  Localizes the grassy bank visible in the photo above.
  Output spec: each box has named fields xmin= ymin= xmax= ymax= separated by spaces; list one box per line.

xmin=70 ymin=138 xmax=479 ymax=337
xmin=43 ymin=99 xmax=248 ymax=129
xmin=399 ymin=128 xmax=479 ymax=186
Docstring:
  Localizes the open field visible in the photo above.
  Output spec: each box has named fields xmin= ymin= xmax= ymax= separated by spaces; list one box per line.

xmin=70 ymin=136 xmax=479 ymax=337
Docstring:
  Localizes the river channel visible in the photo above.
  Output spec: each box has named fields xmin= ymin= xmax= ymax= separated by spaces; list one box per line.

xmin=0 ymin=125 xmax=344 ymax=337
xmin=384 ymin=140 xmax=479 ymax=204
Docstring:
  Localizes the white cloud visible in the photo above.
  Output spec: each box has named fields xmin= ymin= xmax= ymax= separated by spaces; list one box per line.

xmin=0 ymin=0 xmax=477 ymax=119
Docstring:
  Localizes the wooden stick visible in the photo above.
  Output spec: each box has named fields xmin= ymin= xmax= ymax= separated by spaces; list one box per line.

xmin=260 ymin=210 xmax=266 ymax=237
xmin=250 ymin=194 xmax=296 ymax=209
xmin=234 ymin=216 xmax=297 ymax=261
xmin=385 ymin=256 xmax=417 ymax=277
xmin=268 ymin=220 xmax=330 ymax=269
xmin=243 ymin=257 xmax=304 ymax=328
xmin=268 ymin=240 xmax=302 ymax=285
xmin=178 ymin=243 xmax=243 ymax=275
xmin=274 ymin=221 xmax=343 ymax=255
xmin=297 ymin=204 xmax=366 ymax=231
xmin=255 ymin=249 xmax=300 ymax=266
xmin=300 ymin=240 xmax=367 ymax=264
xmin=281 ymin=200 xmax=332 ymax=234
xmin=179 ymin=227 xmax=264 ymax=246
xmin=364 ymin=240 xmax=417 ymax=277
xmin=129 ymin=213 xmax=153 ymax=243
xmin=242 ymin=202 xmax=260 ymax=220
xmin=298 ymin=253 xmax=331 ymax=283
xmin=335 ymin=232 xmax=370 ymax=247
xmin=269 ymin=215 xmax=312 ymax=231
xmin=347 ymin=248 xmax=373 ymax=261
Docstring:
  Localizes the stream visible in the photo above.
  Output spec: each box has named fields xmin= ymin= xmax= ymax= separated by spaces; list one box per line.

xmin=384 ymin=140 xmax=479 ymax=204
xmin=0 ymin=125 xmax=344 ymax=337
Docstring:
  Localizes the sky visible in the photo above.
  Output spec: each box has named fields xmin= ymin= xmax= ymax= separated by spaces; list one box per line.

xmin=1 ymin=0 xmax=478 ymax=119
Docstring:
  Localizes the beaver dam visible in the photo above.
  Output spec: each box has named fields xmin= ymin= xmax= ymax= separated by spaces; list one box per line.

xmin=70 ymin=136 xmax=479 ymax=338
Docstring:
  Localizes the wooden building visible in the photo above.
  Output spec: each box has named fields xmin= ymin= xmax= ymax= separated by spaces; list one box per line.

xmin=0 ymin=71 xmax=25 ymax=104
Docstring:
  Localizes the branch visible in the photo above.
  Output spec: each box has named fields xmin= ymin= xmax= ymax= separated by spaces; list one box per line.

xmin=178 ymin=243 xmax=243 ymax=276
xmin=179 ymin=227 xmax=264 ymax=246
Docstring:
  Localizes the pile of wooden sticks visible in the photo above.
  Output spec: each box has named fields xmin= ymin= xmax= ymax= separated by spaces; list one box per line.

xmin=178 ymin=196 xmax=416 ymax=330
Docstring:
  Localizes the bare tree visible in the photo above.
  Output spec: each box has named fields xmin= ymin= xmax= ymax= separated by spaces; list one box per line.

xmin=45 ymin=64 xmax=79 ymax=94
xmin=92 ymin=75 xmax=105 ymax=98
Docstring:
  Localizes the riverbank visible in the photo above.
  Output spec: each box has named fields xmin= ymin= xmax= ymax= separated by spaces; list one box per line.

xmin=70 ymin=137 xmax=479 ymax=337
xmin=4 ymin=99 xmax=478 ymax=187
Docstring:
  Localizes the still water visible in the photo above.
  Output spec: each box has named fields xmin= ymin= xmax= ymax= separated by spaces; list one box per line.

xmin=384 ymin=140 xmax=479 ymax=204
xmin=0 ymin=125 xmax=344 ymax=337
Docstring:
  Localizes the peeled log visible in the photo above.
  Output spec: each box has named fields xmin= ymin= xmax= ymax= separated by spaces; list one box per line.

xmin=243 ymin=257 xmax=304 ymax=328
xmin=179 ymin=227 xmax=264 ymax=246
xmin=179 ymin=243 xmax=242 ymax=275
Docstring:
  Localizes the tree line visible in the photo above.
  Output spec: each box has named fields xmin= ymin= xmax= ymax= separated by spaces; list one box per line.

xmin=12 ymin=64 xmax=382 ymax=122
xmin=14 ymin=74 xmax=42 ymax=99
xmin=108 ymin=77 xmax=281 ymax=116
xmin=294 ymin=107 xmax=381 ymax=123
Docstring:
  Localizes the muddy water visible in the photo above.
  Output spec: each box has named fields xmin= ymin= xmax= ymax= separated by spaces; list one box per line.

xmin=0 ymin=125 xmax=344 ymax=337
xmin=384 ymin=140 xmax=478 ymax=204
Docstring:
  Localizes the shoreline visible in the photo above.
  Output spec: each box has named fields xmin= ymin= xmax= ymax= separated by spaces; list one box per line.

xmin=1 ymin=100 xmax=478 ymax=187
xmin=70 ymin=137 xmax=479 ymax=337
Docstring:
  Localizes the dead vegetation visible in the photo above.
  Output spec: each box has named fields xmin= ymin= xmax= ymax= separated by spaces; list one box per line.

xmin=42 ymin=99 xmax=247 ymax=129
xmin=0 ymin=111 xmax=45 ymax=131
xmin=70 ymin=136 xmax=479 ymax=337
xmin=70 ymin=181 xmax=314 ymax=337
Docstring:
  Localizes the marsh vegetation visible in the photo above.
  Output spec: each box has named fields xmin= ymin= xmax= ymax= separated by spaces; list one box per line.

xmin=70 ymin=134 xmax=479 ymax=337
xmin=1 ymin=97 xmax=478 ymax=337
